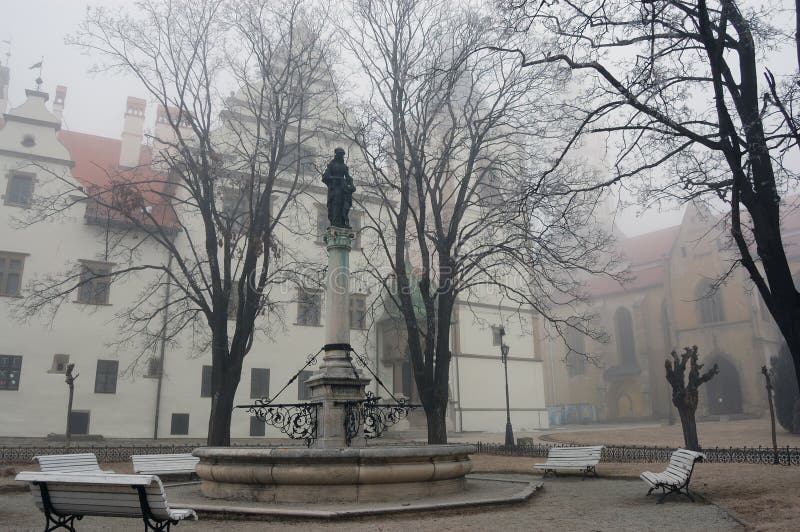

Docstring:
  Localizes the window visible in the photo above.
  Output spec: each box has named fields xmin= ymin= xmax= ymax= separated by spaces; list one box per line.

xmin=77 ymin=261 xmax=112 ymax=305
xmin=220 ymin=186 xmax=248 ymax=235
xmin=696 ymin=281 xmax=725 ymax=324
xmin=350 ymin=294 xmax=367 ymax=330
xmin=4 ymin=172 xmax=34 ymax=207
xmin=297 ymin=370 xmax=314 ymax=400
xmin=201 ymin=365 xmax=212 ymax=397
xmin=0 ymin=251 xmax=26 ymax=297
xmin=316 ymin=206 xmax=328 ymax=243
xmin=144 ymin=357 xmax=162 ymax=378
xmin=566 ymin=328 xmax=586 ymax=377
xmin=170 ymin=413 xmax=189 ymax=435
xmin=250 ymin=416 xmax=266 ymax=437
xmin=351 ymin=212 xmax=362 ymax=249
xmin=50 ymin=354 xmax=70 ymax=374
xmin=296 ymin=288 xmax=321 ymax=326
xmin=250 ymin=368 xmax=270 ymax=399
xmin=94 ymin=359 xmax=119 ymax=394
xmin=492 ymin=326 xmax=504 ymax=347
xmin=69 ymin=411 xmax=90 ymax=435
xmin=0 ymin=354 xmax=22 ymax=390
xmin=614 ymin=307 xmax=637 ymax=367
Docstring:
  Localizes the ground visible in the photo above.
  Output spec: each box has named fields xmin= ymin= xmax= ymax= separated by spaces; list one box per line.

xmin=2 ymin=418 xmax=798 ymax=530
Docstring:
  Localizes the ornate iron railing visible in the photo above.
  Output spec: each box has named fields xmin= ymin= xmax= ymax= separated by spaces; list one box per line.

xmin=475 ymin=442 xmax=800 ymax=466
xmin=235 ymin=401 xmax=321 ymax=447
xmin=338 ymin=392 xmax=419 ymax=446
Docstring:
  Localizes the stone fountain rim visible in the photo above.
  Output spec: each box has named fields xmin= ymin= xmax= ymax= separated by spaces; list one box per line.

xmin=193 ymin=443 xmax=475 ymax=460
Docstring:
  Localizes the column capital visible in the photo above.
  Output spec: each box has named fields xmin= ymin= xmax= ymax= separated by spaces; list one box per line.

xmin=325 ymin=226 xmax=355 ymax=249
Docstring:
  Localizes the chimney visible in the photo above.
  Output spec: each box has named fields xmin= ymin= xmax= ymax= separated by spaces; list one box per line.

xmin=52 ymin=85 xmax=67 ymax=122
xmin=120 ymin=96 xmax=146 ymax=167
xmin=0 ymin=65 xmax=9 ymax=120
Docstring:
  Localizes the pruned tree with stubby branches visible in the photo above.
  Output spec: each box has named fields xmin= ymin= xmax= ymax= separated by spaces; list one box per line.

xmin=665 ymin=346 xmax=719 ymax=451
xmin=498 ymin=0 xmax=800 ymax=398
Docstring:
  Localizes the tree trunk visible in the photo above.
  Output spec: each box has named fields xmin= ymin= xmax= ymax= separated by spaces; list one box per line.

xmin=206 ymin=362 xmax=241 ymax=446
xmin=677 ymin=407 xmax=699 ymax=451
xmin=425 ymin=400 xmax=448 ymax=444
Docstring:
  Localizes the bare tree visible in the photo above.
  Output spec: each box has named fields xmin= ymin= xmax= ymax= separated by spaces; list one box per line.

xmin=665 ymin=346 xmax=719 ymax=451
xmin=341 ymin=0 xmax=617 ymax=443
xmin=498 ymin=1 xmax=800 ymax=393
xmin=18 ymin=0 xmax=336 ymax=446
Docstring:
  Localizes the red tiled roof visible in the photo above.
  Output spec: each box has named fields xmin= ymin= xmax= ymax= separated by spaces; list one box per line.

xmin=616 ymin=225 xmax=679 ymax=266
xmin=57 ymin=130 xmax=177 ymax=229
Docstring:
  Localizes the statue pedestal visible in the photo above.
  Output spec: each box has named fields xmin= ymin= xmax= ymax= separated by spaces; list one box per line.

xmin=307 ymin=225 xmax=369 ymax=449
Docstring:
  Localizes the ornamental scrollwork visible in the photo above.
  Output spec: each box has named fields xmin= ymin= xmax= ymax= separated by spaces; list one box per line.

xmin=239 ymin=400 xmax=321 ymax=447
xmin=339 ymin=392 xmax=418 ymax=446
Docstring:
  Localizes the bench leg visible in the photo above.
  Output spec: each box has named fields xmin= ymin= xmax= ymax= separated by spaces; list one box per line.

xmin=36 ymin=482 xmax=84 ymax=532
xmin=656 ymin=487 xmax=671 ymax=504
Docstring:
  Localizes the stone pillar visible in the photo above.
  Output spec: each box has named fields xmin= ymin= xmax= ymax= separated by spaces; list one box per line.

xmin=306 ymin=226 xmax=369 ymax=449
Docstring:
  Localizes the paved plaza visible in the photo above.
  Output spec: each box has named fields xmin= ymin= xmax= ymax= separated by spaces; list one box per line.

xmin=1 ymin=474 xmax=740 ymax=532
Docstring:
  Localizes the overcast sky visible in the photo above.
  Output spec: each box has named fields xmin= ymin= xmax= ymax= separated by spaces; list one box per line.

xmin=0 ymin=0 xmax=687 ymax=235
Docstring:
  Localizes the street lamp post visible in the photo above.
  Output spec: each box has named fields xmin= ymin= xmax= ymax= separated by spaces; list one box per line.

xmin=498 ymin=326 xmax=515 ymax=447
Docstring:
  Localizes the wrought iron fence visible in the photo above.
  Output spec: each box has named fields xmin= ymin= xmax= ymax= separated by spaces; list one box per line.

xmin=0 ymin=443 xmax=264 ymax=465
xmin=474 ymin=442 xmax=800 ymax=466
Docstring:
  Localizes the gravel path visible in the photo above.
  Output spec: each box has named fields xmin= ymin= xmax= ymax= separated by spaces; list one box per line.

xmin=2 ymin=475 xmax=740 ymax=531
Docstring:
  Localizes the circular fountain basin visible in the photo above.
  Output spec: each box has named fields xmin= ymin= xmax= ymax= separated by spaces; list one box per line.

xmin=194 ymin=444 xmax=475 ymax=503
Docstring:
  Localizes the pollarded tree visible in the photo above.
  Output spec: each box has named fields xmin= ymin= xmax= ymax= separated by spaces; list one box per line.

xmin=341 ymin=0 xmax=618 ymax=443
xmin=498 ymin=0 xmax=800 ymax=394
xmin=665 ymin=346 xmax=719 ymax=451
xmin=18 ymin=0 xmax=336 ymax=446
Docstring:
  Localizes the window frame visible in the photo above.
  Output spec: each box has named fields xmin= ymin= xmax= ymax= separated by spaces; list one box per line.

xmin=696 ymin=282 xmax=725 ymax=324
xmin=76 ymin=260 xmax=114 ymax=305
xmin=4 ymin=171 xmax=35 ymax=208
xmin=68 ymin=410 xmax=90 ymax=435
xmin=249 ymin=415 xmax=266 ymax=437
xmin=94 ymin=359 xmax=119 ymax=394
xmin=0 ymin=354 xmax=23 ymax=391
xmin=250 ymin=367 xmax=270 ymax=399
xmin=296 ymin=287 xmax=322 ymax=326
xmin=0 ymin=251 xmax=26 ymax=298
xmin=170 ymin=413 xmax=189 ymax=435
xmin=349 ymin=293 xmax=367 ymax=330
xmin=201 ymin=365 xmax=212 ymax=397
xmin=50 ymin=354 xmax=70 ymax=374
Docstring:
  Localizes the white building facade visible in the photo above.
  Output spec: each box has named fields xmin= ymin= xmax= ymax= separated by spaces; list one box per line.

xmin=0 ymin=72 xmax=547 ymax=439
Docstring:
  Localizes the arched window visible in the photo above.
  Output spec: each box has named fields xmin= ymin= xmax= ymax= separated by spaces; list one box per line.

xmin=566 ymin=327 xmax=587 ymax=377
xmin=696 ymin=281 xmax=725 ymax=324
xmin=614 ymin=307 xmax=637 ymax=367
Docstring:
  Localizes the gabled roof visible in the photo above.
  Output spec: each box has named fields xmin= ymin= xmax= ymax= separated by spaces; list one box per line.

xmin=586 ymin=225 xmax=679 ymax=297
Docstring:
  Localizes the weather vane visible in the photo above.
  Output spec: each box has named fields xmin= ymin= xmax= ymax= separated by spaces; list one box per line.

xmin=29 ymin=56 xmax=43 ymax=90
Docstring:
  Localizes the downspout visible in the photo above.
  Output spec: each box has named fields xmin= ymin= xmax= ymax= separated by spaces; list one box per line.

xmin=451 ymin=303 xmax=462 ymax=433
xmin=153 ymin=248 xmax=174 ymax=439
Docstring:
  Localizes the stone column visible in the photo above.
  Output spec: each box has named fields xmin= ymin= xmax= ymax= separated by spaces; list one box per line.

xmin=306 ymin=226 xmax=369 ymax=449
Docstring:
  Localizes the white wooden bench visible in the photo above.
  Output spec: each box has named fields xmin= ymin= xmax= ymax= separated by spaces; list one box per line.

xmin=131 ymin=454 xmax=199 ymax=477
xmin=533 ymin=445 xmax=604 ymax=478
xmin=33 ymin=453 xmax=110 ymax=474
xmin=16 ymin=471 xmax=197 ymax=531
xmin=640 ymin=448 xmax=705 ymax=503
